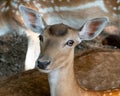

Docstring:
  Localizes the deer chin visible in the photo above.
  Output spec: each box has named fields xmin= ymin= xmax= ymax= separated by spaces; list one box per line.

xmin=36 ymin=65 xmax=54 ymax=73
xmin=37 ymin=68 xmax=59 ymax=73
xmin=37 ymin=68 xmax=52 ymax=73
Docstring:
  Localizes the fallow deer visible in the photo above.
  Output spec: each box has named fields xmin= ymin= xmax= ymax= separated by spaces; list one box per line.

xmin=34 ymin=22 xmax=120 ymax=95
xmin=0 ymin=0 xmax=120 ymax=70
xmin=19 ymin=4 xmax=120 ymax=96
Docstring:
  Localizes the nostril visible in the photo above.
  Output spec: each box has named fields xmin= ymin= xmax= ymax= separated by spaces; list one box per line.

xmin=37 ymin=60 xmax=51 ymax=69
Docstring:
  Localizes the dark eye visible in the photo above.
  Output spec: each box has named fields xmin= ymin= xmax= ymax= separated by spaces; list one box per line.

xmin=39 ymin=35 xmax=43 ymax=42
xmin=66 ymin=40 xmax=74 ymax=46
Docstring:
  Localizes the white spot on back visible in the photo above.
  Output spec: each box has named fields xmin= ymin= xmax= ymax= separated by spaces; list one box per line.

xmin=27 ymin=0 xmax=30 ymax=1
xmin=67 ymin=0 xmax=70 ymax=2
xmin=6 ymin=6 xmax=10 ymax=11
xmin=12 ymin=10 xmax=16 ymax=13
xmin=113 ymin=7 xmax=117 ymax=10
xmin=1 ymin=7 xmax=9 ymax=12
xmin=38 ymin=7 xmax=54 ymax=13
xmin=33 ymin=1 xmax=37 ymax=6
xmin=51 ymin=0 xmax=54 ymax=3
xmin=1 ymin=2 xmax=7 ymax=7
xmin=13 ymin=0 xmax=18 ymax=2
xmin=16 ymin=11 xmax=19 ymax=15
xmin=35 ymin=3 xmax=41 ymax=9
xmin=32 ymin=1 xmax=41 ymax=9
xmin=42 ymin=0 xmax=46 ymax=2
xmin=27 ymin=2 xmax=30 ymax=4
xmin=54 ymin=6 xmax=60 ymax=12
xmin=11 ymin=1 xmax=18 ymax=9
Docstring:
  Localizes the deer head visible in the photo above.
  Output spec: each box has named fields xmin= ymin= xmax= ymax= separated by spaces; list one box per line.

xmin=20 ymin=6 xmax=107 ymax=71
xmin=20 ymin=6 xmax=110 ymax=96
xmin=19 ymin=5 xmax=108 ymax=73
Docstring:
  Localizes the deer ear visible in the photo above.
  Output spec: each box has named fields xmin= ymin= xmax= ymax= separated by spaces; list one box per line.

xmin=19 ymin=5 xmax=46 ymax=33
xmin=79 ymin=18 xmax=108 ymax=41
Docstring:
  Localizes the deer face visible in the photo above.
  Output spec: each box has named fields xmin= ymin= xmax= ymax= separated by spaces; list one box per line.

xmin=37 ymin=24 xmax=80 ymax=72
xmin=19 ymin=5 xmax=108 ymax=73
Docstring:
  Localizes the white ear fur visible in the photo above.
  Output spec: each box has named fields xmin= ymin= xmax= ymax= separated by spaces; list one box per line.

xmin=19 ymin=5 xmax=45 ymax=33
xmin=79 ymin=17 xmax=108 ymax=41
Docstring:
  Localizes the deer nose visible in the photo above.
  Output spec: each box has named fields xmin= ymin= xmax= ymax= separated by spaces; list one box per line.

xmin=37 ymin=60 xmax=51 ymax=69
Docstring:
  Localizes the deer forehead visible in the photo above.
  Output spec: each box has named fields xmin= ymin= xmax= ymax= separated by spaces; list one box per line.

xmin=48 ymin=24 xmax=68 ymax=36
xmin=43 ymin=24 xmax=78 ymax=40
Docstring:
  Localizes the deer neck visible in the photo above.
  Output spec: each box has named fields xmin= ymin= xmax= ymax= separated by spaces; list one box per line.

xmin=48 ymin=54 xmax=84 ymax=96
xmin=48 ymin=54 xmax=101 ymax=96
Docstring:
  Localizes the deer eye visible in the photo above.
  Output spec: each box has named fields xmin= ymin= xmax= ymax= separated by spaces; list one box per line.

xmin=39 ymin=35 xmax=43 ymax=42
xmin=66 ymin=40 xmax=74 ymax=46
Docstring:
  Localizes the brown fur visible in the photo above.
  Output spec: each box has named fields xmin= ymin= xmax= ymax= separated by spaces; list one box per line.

xmin=75 ymin=48 xmax=120 ymax=90
xmin=1 ymin=49 xmax=120 ymax=95
xmin=36 ymin=21 xmax=120 ymax=96
xmin=0 ymin=69 xmax=50 ymax=96
xmin=48 ymin=24 xmax=68 ymax=37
